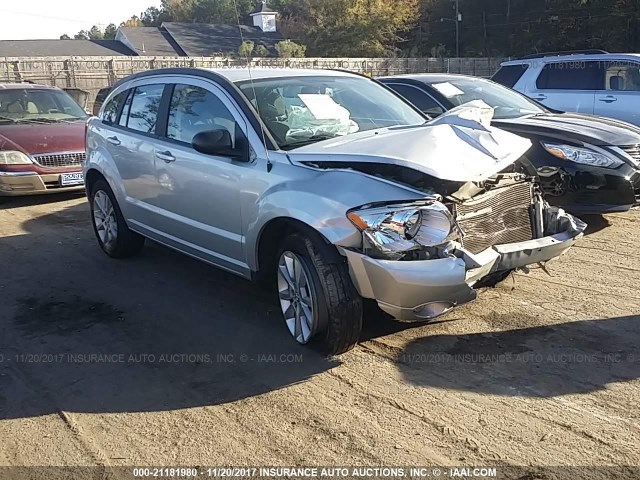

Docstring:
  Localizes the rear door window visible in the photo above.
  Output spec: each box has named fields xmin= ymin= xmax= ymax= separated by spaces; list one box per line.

xmin=126 ymin=84 xmax=164 ymax=134
xmin=492 ymin=65 xmax=528 ymax=88
xmin=536 ymin=61 xmax=604 ymax=90
xmin=604 ymin=61 xmax=640 ymax=91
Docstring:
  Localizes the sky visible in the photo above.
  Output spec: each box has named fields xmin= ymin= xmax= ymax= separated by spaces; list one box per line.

xmin=0 ymin=0 xmax=162 ymax=40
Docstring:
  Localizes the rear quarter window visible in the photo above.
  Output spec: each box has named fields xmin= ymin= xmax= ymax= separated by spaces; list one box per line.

xmin=100 ymin=89 xmax=128 ymax=124
xmin=492 ymin=65 xmax=528 ymax=88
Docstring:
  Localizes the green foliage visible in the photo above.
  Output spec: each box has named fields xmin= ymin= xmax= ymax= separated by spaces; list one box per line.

xmin=69 ymin=0 xmax=640 ymax=58
xmin=275 ymin=40 xmax=306 ymax=58
xmin=254 ymin=44 xmax=270 ymax=57
xmin=74 ymin=30 xmax=90 ymax=40
xmin=239 ymin=40 xmax=255 ymax=57
xmin=275 ymin=0 xmax=419 ymax=57
xmin=104 ymin=24 xmax=118 ymax=40
xmin=59 ymin=34 xmax=71 ymax=40
xmin=88 ymin=25 xmax=104 ymax=40
xmin=419 ymin=0 xmax=640 ymax=57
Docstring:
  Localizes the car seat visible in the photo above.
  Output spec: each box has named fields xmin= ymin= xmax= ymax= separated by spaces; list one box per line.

xmin=257 ymin=91 xmax=289 ymax=145
xmin=610 ymin=75 xmax=624 ymax=91
xmin=6 ymin=101 xmax=24 ymax=114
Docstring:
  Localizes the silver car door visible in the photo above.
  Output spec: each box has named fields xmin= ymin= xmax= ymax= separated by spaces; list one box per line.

xmin=145 ymin=79 xmax=252 ymax=276
xmin=594 ymin=60 xmax=640 ymax=126
xmin=527 ymin=60 xmax=598 ymax=114
xmin=109 ymin=82 xmax=167 ymax=228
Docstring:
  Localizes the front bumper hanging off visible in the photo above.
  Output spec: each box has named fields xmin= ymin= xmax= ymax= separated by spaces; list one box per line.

xmin=340 ymin=207 xmax=586 ymax=322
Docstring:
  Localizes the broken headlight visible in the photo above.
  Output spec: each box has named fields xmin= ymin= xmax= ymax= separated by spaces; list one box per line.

xmin=347 ymin=201 xmax=460 ymax=260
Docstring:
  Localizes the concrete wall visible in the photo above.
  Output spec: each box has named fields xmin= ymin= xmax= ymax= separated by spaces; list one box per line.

xmin=0 ymin=56 xmax=507 ymax=110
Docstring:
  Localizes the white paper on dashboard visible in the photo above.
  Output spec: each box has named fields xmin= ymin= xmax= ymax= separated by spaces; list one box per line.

xmin=298 ymin=94 xmax=351 ymax=120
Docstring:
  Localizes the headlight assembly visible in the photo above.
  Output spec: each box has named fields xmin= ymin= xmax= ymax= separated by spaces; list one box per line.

xmin=0 ymin=151 xmax=33 ymax=165
xmin=347 ymin=201 xmax=460 ymax=260
xmin=541 ymin=142 xmax=623 ymax=168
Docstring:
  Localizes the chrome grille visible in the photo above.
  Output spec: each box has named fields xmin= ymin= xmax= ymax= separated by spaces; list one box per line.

xmin=32 ymin=151 xmax=86 ymax=168
xmin=619 ymin=144 xmax=640 ymax=166
xmin=456 ymin=182 xmax=534 ymax=254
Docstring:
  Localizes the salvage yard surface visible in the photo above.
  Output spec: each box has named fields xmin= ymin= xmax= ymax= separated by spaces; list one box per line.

xmin=0 ymin=194 xmax=638 ymax=470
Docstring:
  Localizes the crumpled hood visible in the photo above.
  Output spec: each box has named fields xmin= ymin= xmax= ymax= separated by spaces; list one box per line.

xmin=494 ymin=112 xmax=640 ymax=146
xmin=0 ymin=122 xmax=85 ymax=155
xmin=288 ymin=101 xmax=532 ymax=182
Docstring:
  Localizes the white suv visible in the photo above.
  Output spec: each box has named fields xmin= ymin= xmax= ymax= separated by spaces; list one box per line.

xmin=493 ymin=50 xmax=640 ymax=126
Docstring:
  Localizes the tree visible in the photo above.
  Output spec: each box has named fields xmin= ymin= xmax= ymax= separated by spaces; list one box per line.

xmin=74 ymin=30 xmax=90 ymax=40
xmin=88 ymin=25 xmax=104 ymax=40
xmin=104 ymin=24 xmax=118 ymax=40
xmin=254 ymin=44 xmax=270 ymax=57
xmin=120 ymin=16 xmax=142 ymax=27
xmin=60 ymin=34 xmax=71 ymax=40
xmin=238 ymin=40 xmax=255 ymax=57
xmin=141 ymin=6 xmax=166 ymax=26
xmin=275 ymin=40 xmax=306 ymax=58
xmin=275 ymin=0 xmax=418 ymax=57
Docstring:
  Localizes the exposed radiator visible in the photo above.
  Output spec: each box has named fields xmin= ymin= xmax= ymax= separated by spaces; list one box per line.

xmin=456 ymin=181 xmax=534 ymax=254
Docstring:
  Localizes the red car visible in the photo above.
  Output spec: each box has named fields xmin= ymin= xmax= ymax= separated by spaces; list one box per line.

xmin=0 ymin=82 xmax=88 ymax=196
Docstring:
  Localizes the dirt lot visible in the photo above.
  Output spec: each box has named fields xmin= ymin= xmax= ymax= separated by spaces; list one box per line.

xmin=0 ymin=193 xmax=638 ymax=475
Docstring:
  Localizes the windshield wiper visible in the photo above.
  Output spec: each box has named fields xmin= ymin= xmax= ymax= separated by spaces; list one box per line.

xmin=284 ymin=134 xmax=340 ymax=149
xmin=16 ymin=117 xmax=62 ymax=124
xmin=0 ymin=116 xmax=16 ymax=123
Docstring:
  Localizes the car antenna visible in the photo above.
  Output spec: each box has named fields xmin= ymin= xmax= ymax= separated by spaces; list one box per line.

xmin=232 ymin=0 xmax=273 ymax=173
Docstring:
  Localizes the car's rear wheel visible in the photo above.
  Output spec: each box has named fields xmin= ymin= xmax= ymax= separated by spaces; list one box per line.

xmin=276 ymin=232 xmax=362 ymax=355
xmin=90 ymin=179 xmax=144 ymax=258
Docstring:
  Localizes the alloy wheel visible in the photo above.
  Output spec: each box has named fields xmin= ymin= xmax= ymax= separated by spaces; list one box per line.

xmin=277 ymin=251 xmax=316 ymax=344
xmin=93 ymin=190 xmax=118 ymax=249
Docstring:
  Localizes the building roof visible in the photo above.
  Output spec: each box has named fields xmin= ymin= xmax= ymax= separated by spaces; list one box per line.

xmin=251 ymin=1 xmax=278 ymax=15
xmin=116 ymin=27 xmax=185 ymax=56
xmin=0 ymin=39 xmax=136 ymax=57
xmin=161 ymin=22 xmax=283 ymax=57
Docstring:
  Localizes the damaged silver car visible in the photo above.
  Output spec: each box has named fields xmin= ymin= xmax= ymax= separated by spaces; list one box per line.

xmin=84 ymin=68 xmax=586 ymax=354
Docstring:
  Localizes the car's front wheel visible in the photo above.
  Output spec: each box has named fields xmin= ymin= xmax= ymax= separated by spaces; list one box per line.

xmin=89 ymin=179 xmax=145 ymax=258
xmin=276 ymin=232 xmax=363 ymax=355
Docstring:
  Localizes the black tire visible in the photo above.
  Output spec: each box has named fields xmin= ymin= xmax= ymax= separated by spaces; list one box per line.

xmin=277 ymin=232 xmax=363 ymax=355
xmin=89 ymin=179 xmax=145 ymax=258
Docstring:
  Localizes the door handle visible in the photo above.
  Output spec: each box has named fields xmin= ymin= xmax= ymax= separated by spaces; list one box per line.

xmin=532 ymin=94 xmax=547 ymax=101
xmin=106 ymin=136 xmax=121 ymax=146
xmin=155 ymin=151 xmax=176 ymax=163
xmin=599 ymin=96 xmax=618 ymax=103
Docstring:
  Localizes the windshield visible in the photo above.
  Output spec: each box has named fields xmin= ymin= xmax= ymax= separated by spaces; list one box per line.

xmin=0 ymin=88 xmax=87 ymax=124
xmin=236 ymin=75 xmax=426 ymax=150
xmin=429 ymin=77 xmax=546 ymax=119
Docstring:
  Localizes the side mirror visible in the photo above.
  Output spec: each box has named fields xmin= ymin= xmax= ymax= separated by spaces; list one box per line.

xmin=192 ymin=129 xmax=247 ymax=161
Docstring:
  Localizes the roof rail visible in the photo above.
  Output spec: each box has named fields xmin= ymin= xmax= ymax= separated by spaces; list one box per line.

xmin=519 ymin=49 xmax=609 ymax=60
xmin=0 ymin=79 xmax=35 ymax=84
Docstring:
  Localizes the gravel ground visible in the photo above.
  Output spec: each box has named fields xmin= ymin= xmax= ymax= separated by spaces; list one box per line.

xmin=0 ymin=193 xmax=638 ymax=476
